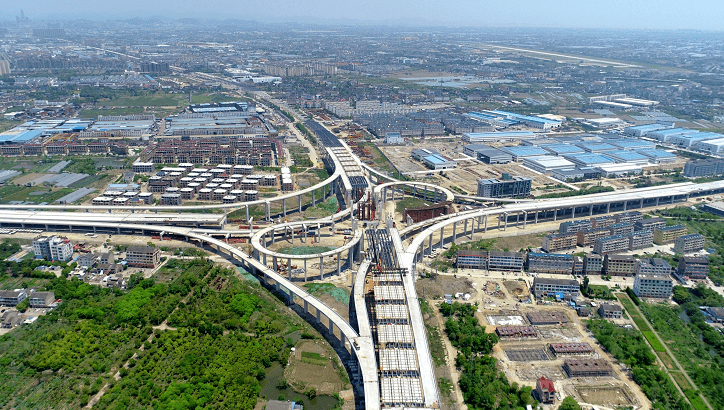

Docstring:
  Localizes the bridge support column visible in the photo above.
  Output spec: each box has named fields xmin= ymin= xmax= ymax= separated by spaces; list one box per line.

xmin=433 ymin=189 xmax=438 ymax=203
xmin=319 ymin=256 xmax=324 ymax=279
xmin=535 ymin=211 xmax=539 ymax=224
xmin=504 ymin=213 xmax=508 ymax=231
xmin=589 ymin=205 xmax=593 ymax=216
xmin=484 ymin=214 xmax=488 ymax=232
xmin=428 ymin=235 xmax=433 ymax=255
xmin=523 ymin=211 xmax=528 ymax=228
xmin=656 ymin=197 xmax=659 ymax=206
xmin=93 ymin=226 xmax=96 ymax=233
xmin=68 ymin=225 xmax=72 ymax=233
xmin=322 ymin=185 xmax=326 ymax=201
xmin=304 ymin=259 xmax=307 ymax=282
xmin=312 ymin=190 xmax=315 ymax=206
xmin=263 ymin=253 xmax=267 ymax=265
xmin=283 ymin=198 xmax=286 ymax=217
xmin=424 ymin=186 xmax=428 ymax=201
xmin=337 ymin=253 xmax=341 ymax=276
xmin=452 ymin=222 xmax=457 ymax=243
xmin=117 ymin=227 xmax=120 ymax=234
xmin=571 ymin=207 xmax=575 ymax=219
xmin=640 ymin=198 xmax=644 ymax=208
xmin=265 ymin=202 xmax=270 ymax=221
xmin=273 ymin=256 xmax=277 ymax=272
xmin=516 ymin=212 xmax=520 ymax=227
xmin=553 ymin=209 xmax=558 ymax=221
xmin=607 ymin=202 xmax=611 ymax=213
xmin=288 ymin=257 xmax=292 ymax=280
xmin=245 ymin=205 xmax=249 ymax=222
xmin=439 ymin=227 xmax=444 ymax=249
xmin=623 ymin=201 xmax=627 ymax=211
xmin=465 ymin=218 xmax=470 ymax=239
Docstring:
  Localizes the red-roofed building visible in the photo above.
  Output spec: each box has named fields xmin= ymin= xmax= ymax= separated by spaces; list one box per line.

xmin=536 ymin=376 xmax=555 ymax=404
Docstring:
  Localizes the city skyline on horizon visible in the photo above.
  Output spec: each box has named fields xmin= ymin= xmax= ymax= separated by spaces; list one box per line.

xmin=4 ymin=0 xmax=724 ymax=31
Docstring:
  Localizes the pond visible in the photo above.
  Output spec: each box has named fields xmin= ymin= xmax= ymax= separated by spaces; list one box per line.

xmin=261 ymin=362 xmax=339 ymax=410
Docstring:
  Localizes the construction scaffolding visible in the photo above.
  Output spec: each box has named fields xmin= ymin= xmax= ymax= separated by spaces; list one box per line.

xmin=367 ymin=266 xmax=426 ymax=407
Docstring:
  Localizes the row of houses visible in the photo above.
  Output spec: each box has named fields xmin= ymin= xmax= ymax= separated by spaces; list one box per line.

xmin=457 ymin=248 xmax=709 ymax=279
xmin=0 ymin=140 xmax=128 ymax=156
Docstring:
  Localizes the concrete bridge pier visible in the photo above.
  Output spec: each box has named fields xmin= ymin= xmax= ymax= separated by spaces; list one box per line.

xmin=452 ymin=221 xmax=457 ymax=243
xmin=623 ymin=201 xmax=627 ymax=211
xmin=319 ymin=256 xmax=324 ymax=279
xmin=304 ymin=259 xmax=307 ymax=282
xmin=523 ymin=211 xmax=528 ymax=228
xmin=428 ymin=235 xmax=433 ymax=255
xmin=298 ymin=195 xmax=302 ymax=213
xmin=265 ymin=201 xmax=271 ymax=221
xmin=439 ymin=227 xmax=444 ymax=249
xmin=283 ymin=198 xmax=287 ymax=217
xmin=337 ymin=254 xmax=341 ymax=276
xmin=589 ymin=205 xmax=593 ymax=216
xmin=607 ymin=202 xmax=611 ymax=213
xmin=288 ymin=257 xmax=292 ymax=280
xmin=484 ymin=214 xmax=488 ymax=232
xmin=571 ymin=207 xmax=576 ymax=219
xmin=554 ymin=209 xmax=558 ymax=221
xmin=246 ymin=205 xmax=250 ymax=222
xmin=273 ymin=256 xmax=278 ymax=272
xmin=503 ymin=212 xmax=508 ymax=231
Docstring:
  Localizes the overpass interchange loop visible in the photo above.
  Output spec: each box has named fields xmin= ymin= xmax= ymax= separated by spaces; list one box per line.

xmin=3 ymin=117 xmax=724 ymax=410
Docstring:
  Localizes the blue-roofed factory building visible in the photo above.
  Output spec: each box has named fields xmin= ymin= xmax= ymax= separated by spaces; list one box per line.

xmin=636 ymin=149 xmax=677 ymax=163
xmin=648 ymin=128 xmax=700 ymax=142
xmin=669 ymin=132 xmax=723 ymax=148
xmin=539 ymin=143 xmax=585 ymax=156
xmin=609 ymin=139 xmax=656 ymax=151
xmin=576 ymin=142 xmax=618 ymax=153
xmin=623 ymin=124 xmax=673 ymax=138
xmin=499 ymin=146 xmax=549 ymax=161
xmin=604 ymin=150 xmax=651 ymax=165
xmin=563 ymin=153 xmax=616 ymax=167
xmin=411 ymin=149 xmax=457 ymax=170
xmin=462 ymin=131 xmax=536 ymax=143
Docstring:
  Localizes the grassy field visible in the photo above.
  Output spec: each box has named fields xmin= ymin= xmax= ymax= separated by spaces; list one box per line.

xmin=0 ymin=185 xmax=79 ymax=204
xmin=395 ymin=197 xmax=431 ymax=214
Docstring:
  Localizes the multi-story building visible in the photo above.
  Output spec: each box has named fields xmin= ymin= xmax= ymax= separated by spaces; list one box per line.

xmin=677 ymin=256 xmax=709 ymax=279
xmin=608 ymin=223 xmax=634 ymax=236
xmin=673 ymin=234 xmax=705 ymax=254
xmin=604 ymin=254 xmax=635 ymax=276
xmin=126 ymin=246 xmax=161 ymax=268
xmin=455 ymin=250 xmax=487 ymax=269
xmin=590 ymin=215 xmax=616 ymax=229
xmin=28 ymin=291 xmax=55 ymax=308
xmin=527 ymin=253 xmax=574 ymax=274
xmin=635 ymin=258 xmax=671 ymax=276
xmin=477 ymin=177 xmax=531 ymax=198
xmin=573 ymin=256 xmax=584 ymax=275
xmin=536 ymin=377 xmax=556 ymax=404
xmin=577 ymin=228 xmax=611 ymax=247
xmin=488 ymin=251 xmax=525 ymax=271
xmin=132 ymin=162 xmax=155 ymax=173
xmin=598 ymin=304 xmax=623 ymax=319
xmin=635 ymin=217 xmax=667 ymax=232
xmin=683 ymin=159 xmax=724 ymax=177
xmin=628 ymin=230 xmax=654 ymax=250
xmin=594 ymin=235 xmax=629 ymax=254
xmin=0 ymin=290 xmax=27 ymax=306
xmin=559 ymin=219 xmax=592 ymax=234
xmin=583 ymin=254 xmax=604 ymax=275
xmin=541 ymin=233 xmax=577 ymax=252
xmin=634 ymin=273 xmax=673 ymax=298
xmin=531 ymin=277 xmax=580 ymax=298
xmin=653 ymin=225 xmax=687 ymax=244
xmin=32 ymin=236 xmax=73 ymax=262
xmin=615 ymin=211 xmax=643 ymax=225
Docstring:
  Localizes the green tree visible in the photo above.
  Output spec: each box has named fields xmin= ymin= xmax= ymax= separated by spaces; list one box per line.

xmin=16 ymin=298 xmax=30 ymax=312
xmin=558 ymin=396 xmax=582 ymax=410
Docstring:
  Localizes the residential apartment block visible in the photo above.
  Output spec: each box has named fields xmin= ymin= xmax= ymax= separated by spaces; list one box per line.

xmin=607 ymin=223 xmax=634 ymax=236
xmin=583 ymin=254 xmax=604 ymax=275
xmin=653 ymin=225 xmax=687 ymax=244
xmin=455 ymin=250 xmax=487 ymax=269
xmin=590 ymin=215 xmax=616 ymax=229
xmin=559 ymin=219 xmax=592 ymax=234
xmin=593 ymin=235 xmax=630 ymax=254
xmin=635 ymin=217 xmax=667 ymax=232
xmin=527 ymin=253 xmax=574 ymax=275
xmin=628 ymin=230 xmax=654 ymax=250
xmin=542 ymin=233 xmax=577 ymax=252
xmin=634 ymin=273 xmax=673 ymax=298
xmin=126 ymin=246 xmax=161 ymax=268
xmin=577 ymin=228 xmax=611 ymax=247
xmin=604 ymin=254 xmax=635 ymax=277
xmin=615 ymin=211 xmax=643 ymax=225
xmin=635 ymin=258 xmax=671 ymax=276
xmin=531 ymin=277 xmax=580 ymax=298
xmin=677 ymin=256 xmax=709 ymax=279
xmin=488 ymin=251 xmax=525 ymax=271
xmin=673 ymin=234 xmax=705 ymax=254
xmin=32 ymin=236 xmax=73 ymax=262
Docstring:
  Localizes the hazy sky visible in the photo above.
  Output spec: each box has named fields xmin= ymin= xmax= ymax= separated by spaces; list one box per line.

xmin=6 ymin=0 xmax=724 ymax=31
